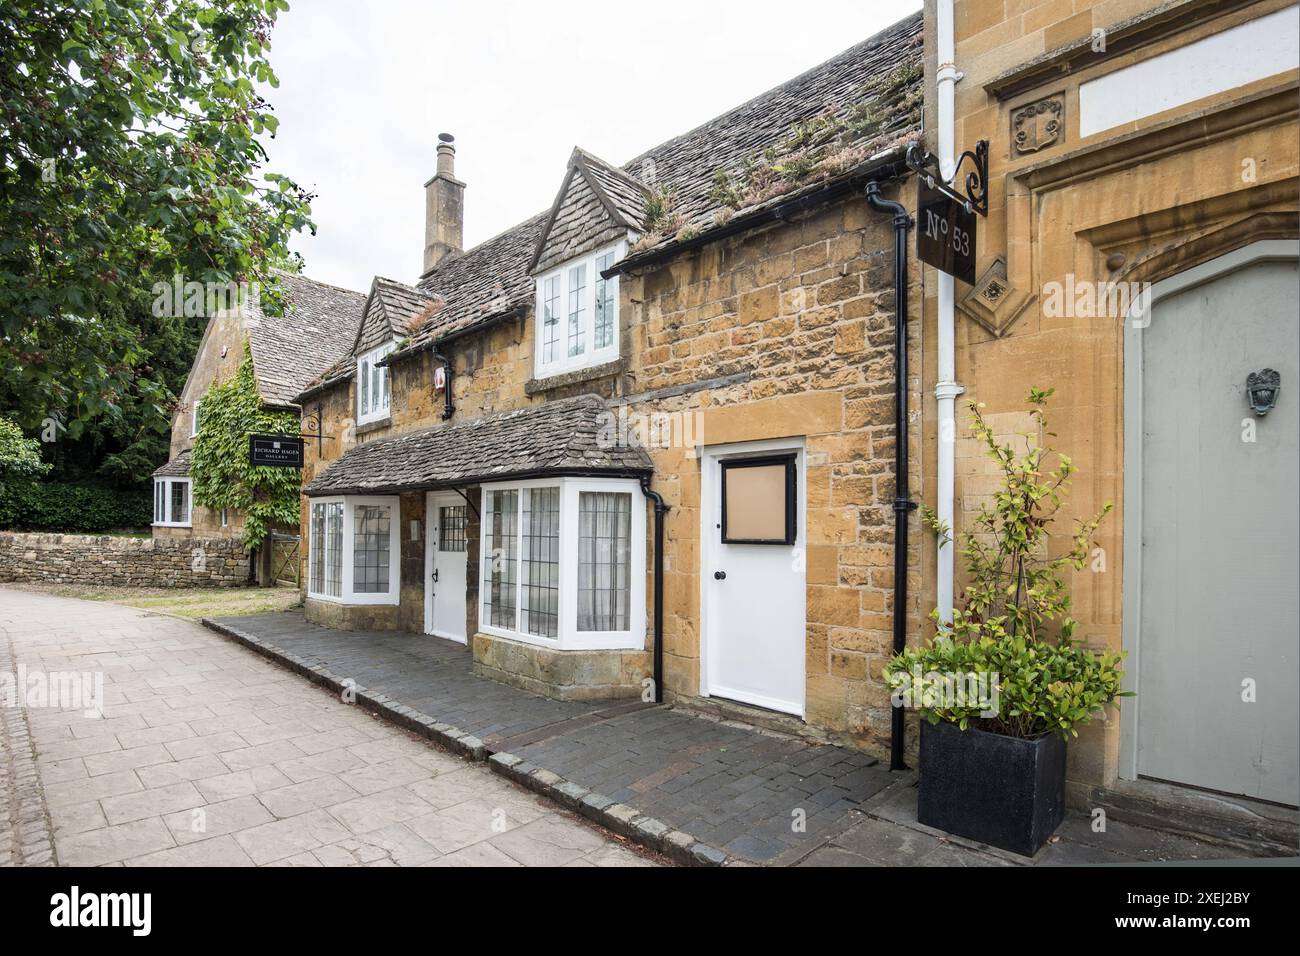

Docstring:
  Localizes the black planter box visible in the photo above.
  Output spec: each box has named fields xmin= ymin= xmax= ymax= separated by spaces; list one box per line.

xmin=917 ymin=719 xmax=1066 ymax=857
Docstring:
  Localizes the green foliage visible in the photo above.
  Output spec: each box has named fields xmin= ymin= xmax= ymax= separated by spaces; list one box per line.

xmin=886 ymin=388 xmax=1128 ymax=739
xmin=189 ymin=345 xmax=298 ymax=551
xmin=0 ymin=0 xmax=314 ymax=435
xmin=0 ymin=479 xmax=151 ymax=532
xmin=886 ymin=634 xmax=1128 ymax=740
xmin=0 ymin=416 xmax=49 ymax=481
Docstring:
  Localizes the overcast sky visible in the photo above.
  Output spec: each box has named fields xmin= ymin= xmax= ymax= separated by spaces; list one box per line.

xmin=259 ymin=0 xmax=922 ymax=292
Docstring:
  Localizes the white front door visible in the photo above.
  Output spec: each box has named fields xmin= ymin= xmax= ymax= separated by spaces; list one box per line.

xmin=701 ymin=438 xmax=806 ymax=716
xmin=1126 ymin=242 xmax=1299 ymax=806
xmin=425 ymin=492 xmax=469 ymax=643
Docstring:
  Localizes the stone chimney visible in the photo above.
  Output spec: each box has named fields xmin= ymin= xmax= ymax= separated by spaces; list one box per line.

xmin=423 ymin=133 xmax=464 ymax=274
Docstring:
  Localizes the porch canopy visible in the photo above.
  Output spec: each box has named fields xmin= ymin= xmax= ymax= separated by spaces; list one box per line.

xmin=152 ymin=449 xmax=191 ymax=477
xmin=303 ymin=394 xmax=652 ymax=496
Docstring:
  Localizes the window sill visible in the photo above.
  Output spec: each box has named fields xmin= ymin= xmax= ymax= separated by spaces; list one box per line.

xmin=526 ymin=358 xmax=623 ymax=396
xmin=479 ymin=623 xmax=643 ymax=652
xmin=355 ymin=416 xmax=392 ymax=437
xmin=152 ymin=522 xmax=192 ymax=529
xmin=306 ymin=592 xmax=400 ymax=607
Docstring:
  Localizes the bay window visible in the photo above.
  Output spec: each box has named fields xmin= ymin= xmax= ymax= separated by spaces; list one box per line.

xmin=307 ymin=496 xmax=399 ymax=604
xmin=357 ymin=342 xmax=396 ymax=425
xmin=480 ymin=477 xmax=645 ymax=650
xmin=534 ymin=240 xmax=624 ymax=378
xmin=153 ymin=478 xmax=191 ymax=527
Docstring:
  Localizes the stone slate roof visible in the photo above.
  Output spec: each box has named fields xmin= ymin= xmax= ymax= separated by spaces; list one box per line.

xmin=152 ymin=449 xmax=191 ymax=478
xmin=366 ymin=276 xmax=441 ymax=341
xmin=304 ymin=395 xmax=652 ymax=496
xmin=300 ymin=276 xmax=441 ymax=397
xmin=576 ymin=148 xmax=651 ymax=228
xmin=248 ymin=271 xmax=366 ymax=408
xmin=401 ymin=11 xmax=922 ymax=354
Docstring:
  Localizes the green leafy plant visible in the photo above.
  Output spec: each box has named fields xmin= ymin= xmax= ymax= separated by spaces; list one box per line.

xmin=0 ymin=479 xmax=150 ymax=532
xmin=1 ymin=0 xmax=314 ymax=435
xmin=0 ymin=416 xmax=49 ymax=483
xmin=885 ymin=388 xmax=1128 ymax=739
xmin=189 ymin=344 xmax=299 ymax=551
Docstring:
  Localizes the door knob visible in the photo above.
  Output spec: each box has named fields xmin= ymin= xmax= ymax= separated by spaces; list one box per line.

xmin=713 ymin=570 xmax=726 ymax=580
xmin=432 ymin=568 xmax=439 ymax=582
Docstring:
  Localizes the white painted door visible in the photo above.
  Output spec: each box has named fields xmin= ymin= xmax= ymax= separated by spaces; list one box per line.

xmin=425 ymin=492 xmax=468 ymax=643
xmin=1134 ymin=249 xmax=1299 ymax=806
xmin=702 ymin=439 xmax=806 ymax=716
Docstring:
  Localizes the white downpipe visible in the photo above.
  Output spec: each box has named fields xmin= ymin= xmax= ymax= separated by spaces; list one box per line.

xmin=935 ymin=0 xmax=963 ymax=624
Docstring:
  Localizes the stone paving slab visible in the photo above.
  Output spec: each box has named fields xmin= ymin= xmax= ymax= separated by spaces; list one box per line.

xmin=0 ymin=589 xmax=656 ymax=868
xmin=209 ymin=611 xmax=896 ymax=864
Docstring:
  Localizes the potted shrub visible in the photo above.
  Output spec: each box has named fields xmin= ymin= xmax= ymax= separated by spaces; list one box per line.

xmin=884 ymin=388 xmax=1129 ymax=856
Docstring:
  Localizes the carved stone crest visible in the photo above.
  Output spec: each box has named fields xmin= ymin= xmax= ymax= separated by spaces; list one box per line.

xmin=1012 ymin=96 xmax=1064 ymax=155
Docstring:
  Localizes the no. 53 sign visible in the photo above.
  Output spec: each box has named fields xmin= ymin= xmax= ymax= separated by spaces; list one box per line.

xmin=916 ymin=178 xmax=976 ymax=285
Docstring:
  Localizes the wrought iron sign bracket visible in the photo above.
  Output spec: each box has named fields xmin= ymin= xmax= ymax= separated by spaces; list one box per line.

xmin=905 ymin=140 xmax=989 ymax=217
xmin=299 ymin=405 xmax=326 ymax=454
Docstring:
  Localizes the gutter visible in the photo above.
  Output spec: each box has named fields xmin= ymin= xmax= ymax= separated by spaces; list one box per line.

xmin=865 ymin=180 xmax=916 ymax=773
xmin=638 ymin=478 xmax=669 ymax=705
xmin=304 ymin=466 xmax=654 ymax=500
xmin=605 ymin=150 xmax=910 ymax=278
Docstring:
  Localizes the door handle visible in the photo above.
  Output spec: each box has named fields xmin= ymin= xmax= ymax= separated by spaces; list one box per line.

xmin=432 ymin=568 xmax=439 ymax=583
xmin=713 ymin=570 xmax=726 ymax=581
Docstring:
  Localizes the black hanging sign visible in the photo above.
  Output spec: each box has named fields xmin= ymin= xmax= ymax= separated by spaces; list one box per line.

xmin=249 ymin=434 xmax=304 ymax=468
xmin=916 ymin=177 xmax=977 ymax=285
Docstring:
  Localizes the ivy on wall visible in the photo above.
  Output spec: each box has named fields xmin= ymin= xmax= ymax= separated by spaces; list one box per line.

xmin=189 ymin=345 xmax=300 ymax=552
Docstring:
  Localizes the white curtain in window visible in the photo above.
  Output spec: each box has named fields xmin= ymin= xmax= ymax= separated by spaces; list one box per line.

xmin=577 ymin=491 xmax=631 ymax=631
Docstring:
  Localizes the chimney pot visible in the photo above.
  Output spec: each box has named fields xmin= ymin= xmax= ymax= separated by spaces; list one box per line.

xmin=436 ymin=133 xmax=456 ymax=177
xmin=424 ymin=132 xmax=464 ymax=274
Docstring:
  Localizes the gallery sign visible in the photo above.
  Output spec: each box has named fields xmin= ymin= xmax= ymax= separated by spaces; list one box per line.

xmin=249 ymin=434 xmax=304 ymax=468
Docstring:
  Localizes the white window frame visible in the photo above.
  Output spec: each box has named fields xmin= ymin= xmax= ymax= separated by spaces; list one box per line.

xmin=152 ymin=477 xmax=192 ymax=528
xmin=306 ymin=495 xmax=401 ymax=605
xmin=533 ymin=238 xmax=626 ymax=379
xmin=190 ymin=399 xmax=202 ymax=437
xmin=478 ymin=476 xmax=646 ymax=651
xmin=356 ymin=341 xmax=397 ymax=426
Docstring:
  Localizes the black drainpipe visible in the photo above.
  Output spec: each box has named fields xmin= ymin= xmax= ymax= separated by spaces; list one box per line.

xmin=431 ymin=351 xmax=455 ymax=420
xmin=865 ymin=179 xmax=914 ymax=772
xmin=638 ymin=477 xmax=668 ymax=704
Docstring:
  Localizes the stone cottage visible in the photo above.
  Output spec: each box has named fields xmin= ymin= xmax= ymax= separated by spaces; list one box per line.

xmin=152 ymin=272 xmax=364 ymax=554
xmin=294 ymin=12 xmax=927 ymax=754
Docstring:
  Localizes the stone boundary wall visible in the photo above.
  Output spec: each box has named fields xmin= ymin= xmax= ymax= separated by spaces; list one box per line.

xmin=0 ymin=532 xmax=249 ymax=588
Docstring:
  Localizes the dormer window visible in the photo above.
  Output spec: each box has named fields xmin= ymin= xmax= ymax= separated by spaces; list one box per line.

xmin=534 ymin=240 xmax=624 ymax=378
xmin=357 ymin=341 xmax=396 ymax=425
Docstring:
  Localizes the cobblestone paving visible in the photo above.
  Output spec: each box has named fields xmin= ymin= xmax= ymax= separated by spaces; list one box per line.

xmin=0 ymin=630 xmax=57 ymax=865
xmin=213 ymin=611 xmax=895 ymax=864
xmin=0 ymin=589 xmax=654 ymax=867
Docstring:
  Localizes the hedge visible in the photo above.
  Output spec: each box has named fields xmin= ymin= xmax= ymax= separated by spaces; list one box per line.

xmin=0 ymin=479 xmax=152 ymax=533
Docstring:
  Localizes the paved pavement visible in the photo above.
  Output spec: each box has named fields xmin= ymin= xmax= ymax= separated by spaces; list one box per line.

xmin=205 ymin=610 xmax=1260 ymax=867
xmin=0 ymin=589 xmax=654 ymax=867
xmin=212 ymin=611 xmax=894 ymax=864
xmin=4 ymin=590 xmax=1264 ymax=868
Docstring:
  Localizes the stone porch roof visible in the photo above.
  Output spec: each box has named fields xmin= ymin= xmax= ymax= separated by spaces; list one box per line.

xmin=152 ymin=449 xmax=191 ymax=478
xmin=304 ymin=395 xmax=652 ymax=496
